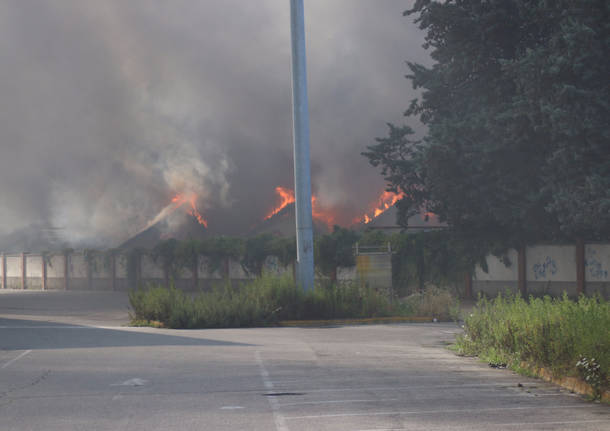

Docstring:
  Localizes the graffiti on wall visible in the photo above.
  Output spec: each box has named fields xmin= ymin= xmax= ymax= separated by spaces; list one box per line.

xmin=585 ymin=249 xmax=608 ymax=280
xmin=263 ymin=256 xmax=282 ymax=276
xmin=532 ymin=256 xmax=557 ymax=280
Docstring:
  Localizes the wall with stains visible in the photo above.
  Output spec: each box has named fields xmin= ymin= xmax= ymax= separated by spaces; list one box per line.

xmin=473 ymin=244 xmax=609 ymax=299
xmin=0 ymin=250 xmax=298 ymax=291
xmin=357 ymin=253 xmax=393 ymax=290
xmin=526 ymin=245 xmax=577 ymax=296
xmin=4 ymin=255 xmax=22 ymax=289
xmin=46 ymin=254 xmax=65 ymax=290
xmin=474 ymin=249 xmax=519 ymax=296
xmin=585 ymin=244 xmax=610 ymax=297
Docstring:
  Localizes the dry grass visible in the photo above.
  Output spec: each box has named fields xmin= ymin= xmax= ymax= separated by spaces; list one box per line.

xmin=401 ymin=285 xmax=460 ymax=321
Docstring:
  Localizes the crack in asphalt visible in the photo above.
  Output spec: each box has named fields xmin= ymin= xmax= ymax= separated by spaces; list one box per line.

xmin=0 ymin=369 xmax=51 ymax=407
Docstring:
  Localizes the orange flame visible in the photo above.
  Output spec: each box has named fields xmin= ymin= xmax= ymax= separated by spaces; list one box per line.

xmin=264 ymin=186 xmax=295 ymax=220
xmin=264 ymin=187 xmax=338 ymax=229
xmin=171 ymin=193 xmax=208 ymax=228
xmin=358 ymin=190 xmax=405 ymax=224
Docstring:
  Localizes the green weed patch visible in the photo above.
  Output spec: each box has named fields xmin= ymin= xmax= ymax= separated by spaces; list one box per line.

xmin=128 ymin=275 xmax=414 ymax=329
xmin=454 ymin=294 xmax=609 ymax=399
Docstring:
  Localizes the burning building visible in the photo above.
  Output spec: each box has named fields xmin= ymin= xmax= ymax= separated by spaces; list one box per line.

xmin=117 ymin=185 xmax=440 ymax=249
xmin=119 ymin=193 xmax=209 ymax=249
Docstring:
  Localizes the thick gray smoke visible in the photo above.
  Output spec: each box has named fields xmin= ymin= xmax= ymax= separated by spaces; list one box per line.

xmin=0 ymin=0 xmax=429 ymax=248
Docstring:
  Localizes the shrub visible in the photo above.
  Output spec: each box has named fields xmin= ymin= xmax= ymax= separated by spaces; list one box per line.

xmin=128 ymin=274 xmax=412 ymax=329
xmin=401 ymin=286 xmax=460 ymax=321
xmin=389 ymin=230 xmax=476 ymax=297
xmin=455 ymin=293 xmax=610 ymax=398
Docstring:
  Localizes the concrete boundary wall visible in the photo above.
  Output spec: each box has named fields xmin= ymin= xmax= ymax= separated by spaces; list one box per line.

xmin=474 ymin=243 xmax=609 ymax=299
xmin=0 ymin=251 xmax=296 ymax=291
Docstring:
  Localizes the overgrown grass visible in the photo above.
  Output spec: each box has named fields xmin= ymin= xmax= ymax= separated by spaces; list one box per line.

xmin=401 ymin=286 xmax=461 ymax=321
xmin=454 ymin=293 xmax=609 ymax=398
xmin=128 ymin=274 xmax=414 ymax=329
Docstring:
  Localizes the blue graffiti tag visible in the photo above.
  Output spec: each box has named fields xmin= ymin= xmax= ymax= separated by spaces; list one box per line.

xmin=585 ymin=258 xmax=608 ymax=280
xmin=532 ymin=256 xmax=557 ymax=280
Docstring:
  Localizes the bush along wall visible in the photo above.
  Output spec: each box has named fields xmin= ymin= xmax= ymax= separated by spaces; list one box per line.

xmin=129 ymin=230 xmax=475 ymax=296
xmin=455 ymin=293 xmax=610 ymax=400
xmin=128 ymin=274 xmax=414 ymax=329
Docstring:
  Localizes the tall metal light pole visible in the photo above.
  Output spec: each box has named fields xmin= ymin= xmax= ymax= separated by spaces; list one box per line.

xmin=289 ymin=0 xmax=314 ymax=291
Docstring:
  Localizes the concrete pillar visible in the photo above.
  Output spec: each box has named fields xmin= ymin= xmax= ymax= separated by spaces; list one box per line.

xmin=163 ymin=264 xmax=170 ymax=289
xmin=223 ymin=257 xmax=230 ymax=279
xmin=87 ymin=255 xmax=93 ymax=290
xmin=518 ymin=246 xmax=527 ymax=297
xmin=111 ymin=253 xmax=116 ymax=291
xmin=576 ymin=239 xmax=585 ymax=296
xmin=42 ymin=255 xmax=47 ymax=291
xmin=464 ymin=272 xmax=473 ymax=300
xmin=64 ymin=252 xmax=70 ymax=290
xmin=21 ymin=253 xmax=26 ymax=290
xmin=1 ymin=253 xmax=6 ymax=289
xmin=136 ymin=253 xmax=142 ymax=286
xmin=192 ymin=259 xmax=198 ymax=290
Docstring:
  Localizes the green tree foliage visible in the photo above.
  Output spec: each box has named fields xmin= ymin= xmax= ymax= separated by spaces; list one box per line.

xmin=359 ymin=229 xmax=389 ymax=247
xmin=151 ymin=239 xmax=181 ymax=281
xmin=126 ymin=247 xmax=144 ymax=287
xmin=199 ymin=236 xmax=245 ymax=276
xmin=268 ymin=236 xmax=297 ymax=268
xmin=363 ymin=0 xmax=610 ymax=246
xmin=242 ymin=234 xmax=296 ymax=276
xmin=390 ymin=230 xmax=481 ymax=295
xmin=314 ymin=226 xmax=360 ymax=280
xmin=152 ymin=237 xmax=246 ymax=279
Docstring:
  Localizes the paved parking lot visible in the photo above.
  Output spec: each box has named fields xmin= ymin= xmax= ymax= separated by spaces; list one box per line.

xmin=0 ymin=290 xmax=608 ymax=430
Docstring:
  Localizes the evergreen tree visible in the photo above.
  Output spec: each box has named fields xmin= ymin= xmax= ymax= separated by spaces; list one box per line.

xmin=364 ymin=0 xmax=610 ymax=246
xmin=363 ymin=0 xmax=610 ymax=246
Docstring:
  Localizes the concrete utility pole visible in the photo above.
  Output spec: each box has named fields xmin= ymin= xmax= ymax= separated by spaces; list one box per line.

xmin=289 ymin=0 xmax=314 ymax=291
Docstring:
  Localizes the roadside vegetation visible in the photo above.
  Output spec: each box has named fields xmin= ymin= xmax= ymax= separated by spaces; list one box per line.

xmin=137 ymin=228 xmax=474 ymax=298
xmin=454 ymin=294 xmax=609 ymax=399
xmin=128 ymin=274 xmax=459 ymax=329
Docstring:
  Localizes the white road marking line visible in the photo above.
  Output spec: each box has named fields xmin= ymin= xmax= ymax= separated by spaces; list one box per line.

xmin=110 ymin=378 xmax=148 ymax=387
xmin=279 ymin=398 xmax=399 ymax=407
xmin=1 ymin=350 xmax=31 ymax=369
xmin=527 ymin=393 xmax=578 ymax=396
xmin=277 ymin=389 xmax=555 ymax=406
xmin=357 ymin=429 xmax=407 ymax=431
xmin=221 ymin=406 xmax=245 ymax=410
xmin=0 ymin=326 xmax=127 ymax=329
xmin=271 ymin=382 xmax=509 ymax=393
xmin=255 ymin=351 xmax=289 ymax=431
xmin=284 ymin=404 xmax=594 ymax=420
xmin=496 ymin=420 xmax=610 ymax=426
xmin=0 ymin=326 xmax=94 ymax=329
xmin=271 ymin=375 xmax=451 ymax=384
xmin=357 ymin=420 xmax=610 ymax=431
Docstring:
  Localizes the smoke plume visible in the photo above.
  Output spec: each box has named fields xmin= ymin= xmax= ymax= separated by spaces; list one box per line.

xmin=0 ymin=0 xmax=429 ymax=248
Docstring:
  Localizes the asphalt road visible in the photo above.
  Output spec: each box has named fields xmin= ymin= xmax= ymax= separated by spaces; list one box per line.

xmin=0 ymin=290 xmax=608 ymax=431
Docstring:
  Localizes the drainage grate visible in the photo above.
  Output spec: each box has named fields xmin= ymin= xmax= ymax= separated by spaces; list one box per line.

xmin=263 ymin=392 xmax=304 ymax=397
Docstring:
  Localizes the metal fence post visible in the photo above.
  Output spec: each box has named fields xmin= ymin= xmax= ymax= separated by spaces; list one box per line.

xmin=42 ymin=254 xmax=47 ymax=291
xmin=576 ymin=239 xmax=585 ymax=295
xmin=21 ymin=253 xmax=26 ymax=290
xmin=1 ymin=254 xmax=5 ymax=289
xmin=518 ymin=246 xmax=527 ymax=297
